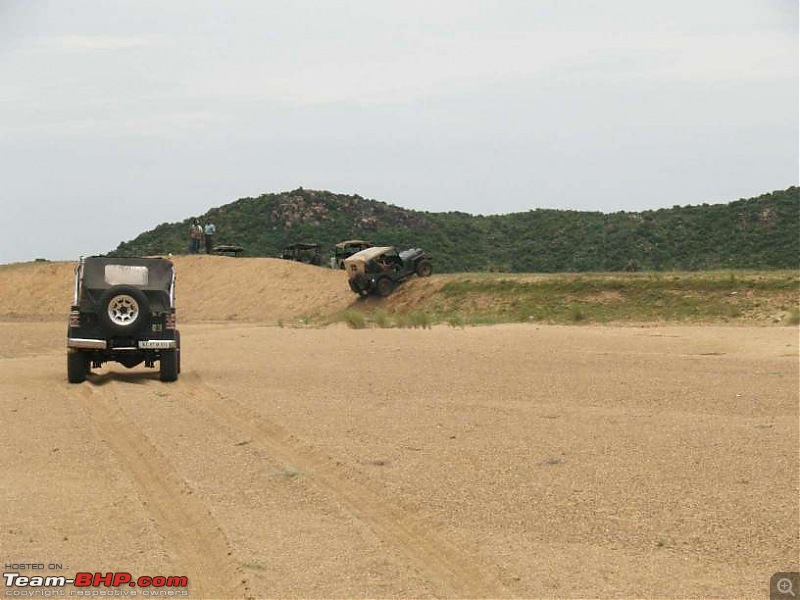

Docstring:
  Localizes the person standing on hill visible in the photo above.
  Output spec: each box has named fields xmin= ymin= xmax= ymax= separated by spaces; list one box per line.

xmin=188 ymin=219 xmax=203 ymax=254
xmin=203 ymin=222 xmax=216 ymax=254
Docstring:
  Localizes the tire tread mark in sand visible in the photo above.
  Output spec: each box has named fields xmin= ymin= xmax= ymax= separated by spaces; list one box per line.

xmin=72 ymin=383 xmax=247 ymax=600
xmin=186 ymin=373 xmax=505 ymax=599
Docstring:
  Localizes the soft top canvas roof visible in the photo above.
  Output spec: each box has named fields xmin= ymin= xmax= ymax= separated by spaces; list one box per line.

xmin=81 ymin=256 xmax=175 ymax=290
xmin=343 ymin=246 xmax=395 ymax=267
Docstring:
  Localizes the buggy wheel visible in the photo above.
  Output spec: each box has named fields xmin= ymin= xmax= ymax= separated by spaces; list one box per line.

xmin=416 ymin=260 xmax=433 ymax=277
xmin=67 ymin=351 xmax=88 ymax=384
xmin=375 ymin=277 xmax=394 ymax=297
xmin=160 ymin=350 xmax=178 ymax=382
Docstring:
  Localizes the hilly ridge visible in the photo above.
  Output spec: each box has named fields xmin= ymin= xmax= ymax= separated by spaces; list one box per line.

xmin=112 ymin=186 xmax=799 ymax=272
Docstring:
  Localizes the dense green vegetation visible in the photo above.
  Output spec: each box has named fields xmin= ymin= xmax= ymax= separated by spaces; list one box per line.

xmin=112 ymin=186 xmax=799 ymax=272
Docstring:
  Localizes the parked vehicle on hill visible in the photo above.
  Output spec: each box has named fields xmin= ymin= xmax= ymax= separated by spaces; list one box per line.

xmin=281 ymin=243 xmax=322 ymax=266
xmin=344 ymin=246 xmax=433 ymax=297
xmin=332 ymin=239 xmax=372 ymax=269
xmin=67 ymin=256 xmax=180 ymax=383
xmin=211 ymin=244 xmax=245 ymax=257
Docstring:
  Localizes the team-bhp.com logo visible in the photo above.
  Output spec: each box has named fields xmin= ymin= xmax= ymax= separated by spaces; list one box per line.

xmin=4 ymin=572 xmax=189 ymax=596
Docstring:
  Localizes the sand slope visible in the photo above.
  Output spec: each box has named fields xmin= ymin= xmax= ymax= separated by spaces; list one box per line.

xmin=1 ymin=257 xmax=796 ymax=325
xmin=0 ymin=256 xmax=357 ymax=322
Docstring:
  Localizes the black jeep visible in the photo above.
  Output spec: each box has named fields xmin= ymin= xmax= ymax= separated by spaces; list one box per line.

xmin=344 ymin=246 xmax=433 ymax=297
xmin=66 ymin=256 xmax=181 ymax=383
xmin=332 ymin=239 xmax=372 ymax=269
xmin=281 ymin=242 xmax=322 ymax=266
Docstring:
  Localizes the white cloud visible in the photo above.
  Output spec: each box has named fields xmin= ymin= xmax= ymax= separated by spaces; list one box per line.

xmin=173 ymin=28 xmax=795 ymax=106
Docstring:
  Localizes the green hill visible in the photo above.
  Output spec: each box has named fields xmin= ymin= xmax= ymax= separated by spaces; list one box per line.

xmin=111 ymin=186 xmax=799 ymax=272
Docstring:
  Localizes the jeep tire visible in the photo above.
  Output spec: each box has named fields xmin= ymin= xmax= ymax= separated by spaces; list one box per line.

xmin=175 ymin=331 xmax=181 ymax=374
xmin=350 ymin=274 xmax=371 ymax=297
xmin=375 ymin=277 xmax=394 ymax=297
xmin=415 ymin=260 xmax=433 ymax=277
xmin=67 ymin=351 xmax=88 ymax=384
xmin=98 ymin=285 xmax=150 ymax=335
xmin=160 ymin=350 xmax=178 ymax=382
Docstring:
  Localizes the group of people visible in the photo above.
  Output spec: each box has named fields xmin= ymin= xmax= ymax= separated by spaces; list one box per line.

xmin=188 ymin=220 xmax=216 ymax=254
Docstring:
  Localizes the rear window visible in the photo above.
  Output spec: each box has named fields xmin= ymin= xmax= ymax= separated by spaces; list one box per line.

xmin=104 ymin=265 xmax=149 ymax=286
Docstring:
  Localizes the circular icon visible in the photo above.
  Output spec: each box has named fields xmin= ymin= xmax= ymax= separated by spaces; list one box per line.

xmin=778 ymin=578 xmax=795 ymax=597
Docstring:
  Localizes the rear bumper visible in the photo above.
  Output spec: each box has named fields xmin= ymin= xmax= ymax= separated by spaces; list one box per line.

xmin=67 ymin=338 xmax=177 ymax=350
xmin=67 ymin=338 xmax=107 ymax=350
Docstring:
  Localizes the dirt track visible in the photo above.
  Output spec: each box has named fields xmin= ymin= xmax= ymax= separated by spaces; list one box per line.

xmin=1 ymin=317 xmax=798 ymax=598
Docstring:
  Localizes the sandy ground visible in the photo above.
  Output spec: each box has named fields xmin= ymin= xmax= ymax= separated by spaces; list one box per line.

xmin=1 ymin=317 xmax=798 ymax=599
xmin=1 ymin=258 xmax=798 ymax=598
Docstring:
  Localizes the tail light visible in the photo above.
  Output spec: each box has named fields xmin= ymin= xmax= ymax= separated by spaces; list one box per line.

xmin=69 ymin=309 xmax=80 ymax=327
xmin=165 ymin=312 xmax=176 ymax=330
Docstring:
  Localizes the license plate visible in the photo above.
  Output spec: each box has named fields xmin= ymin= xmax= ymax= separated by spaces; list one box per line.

xmin=139 ymin=340 xmax=174 ymax=349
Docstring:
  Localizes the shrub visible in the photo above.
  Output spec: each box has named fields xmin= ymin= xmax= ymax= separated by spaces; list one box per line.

xmin=342 ymin=310 xmax=367 ymax=329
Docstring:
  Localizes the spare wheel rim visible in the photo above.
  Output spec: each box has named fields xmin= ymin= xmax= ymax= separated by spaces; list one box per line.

xmin=108 ymin=294 xmax=140 ymax=326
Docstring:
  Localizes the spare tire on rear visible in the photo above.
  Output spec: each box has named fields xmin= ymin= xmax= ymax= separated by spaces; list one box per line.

xmin=98 ymin=285 xmax=150 ymax=335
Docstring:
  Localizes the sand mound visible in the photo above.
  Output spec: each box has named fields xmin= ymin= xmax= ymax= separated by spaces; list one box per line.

xmin=0 ymin=261 xmax=76 ymax=320
xmin=174 ymin=255 xmax=354 ymax=322
xmin=0 ymin=256 xmax=358 ymax=322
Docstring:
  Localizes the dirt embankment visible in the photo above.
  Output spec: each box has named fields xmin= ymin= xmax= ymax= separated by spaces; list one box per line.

xmin=1 ymin=257 xmax=797 ymax=325
xmin=0 ymin=261 xmax=76 ymax=320
xmin=0 ymin=256 xmax=359 ymax=322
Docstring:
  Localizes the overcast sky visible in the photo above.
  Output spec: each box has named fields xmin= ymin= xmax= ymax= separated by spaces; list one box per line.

xmin=1 ymin=0 xmax=797 ymax=263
